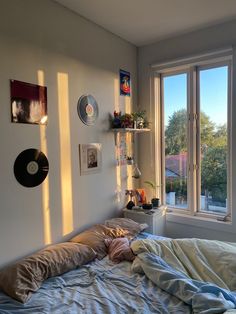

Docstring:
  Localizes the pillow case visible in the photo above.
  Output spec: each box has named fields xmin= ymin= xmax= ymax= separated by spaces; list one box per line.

xmin=0 ymin=242 xmax=96 ymax=303
xmin=104 ymin=218 xmax=148 ymax=239
xmin=105 ymin=237 xmax=135 ymax=263
xmin=70 ymin=224 xmax=129 ymax=259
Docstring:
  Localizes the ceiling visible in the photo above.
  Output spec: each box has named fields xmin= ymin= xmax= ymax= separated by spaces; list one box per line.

xmin=54 ymin=0 xmax=236 ymax=47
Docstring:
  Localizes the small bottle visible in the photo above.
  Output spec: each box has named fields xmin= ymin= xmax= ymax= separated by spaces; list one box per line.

xmin=132 ymin=164 xmax=141 ymax=179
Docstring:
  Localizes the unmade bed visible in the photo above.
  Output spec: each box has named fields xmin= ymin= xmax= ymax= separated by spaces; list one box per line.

xmin=0 ymin=233 xmax=191 ymax=314
xmin=0 ymin=219 xmax=236 ymax=314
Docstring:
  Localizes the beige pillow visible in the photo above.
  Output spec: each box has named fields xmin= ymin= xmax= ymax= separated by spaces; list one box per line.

xmin=0 ymin=242 xmax=96 ymax=303
xmin=104 ymin=218 xmax=148 ymax=239
xmin=70 ymin=224 xmax=129 ymax=259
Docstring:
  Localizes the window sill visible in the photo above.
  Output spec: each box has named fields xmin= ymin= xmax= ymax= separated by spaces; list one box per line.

xmin=166 ymin=210 xmax=235 ymax=234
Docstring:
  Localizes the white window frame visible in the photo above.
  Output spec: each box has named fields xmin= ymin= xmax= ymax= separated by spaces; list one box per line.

xmin=151 ymin=48 xmax=232 ymax=222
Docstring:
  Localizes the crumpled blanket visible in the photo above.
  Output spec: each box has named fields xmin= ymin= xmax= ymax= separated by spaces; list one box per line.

xmin=131 ymin=238 xmax=236 ymax=314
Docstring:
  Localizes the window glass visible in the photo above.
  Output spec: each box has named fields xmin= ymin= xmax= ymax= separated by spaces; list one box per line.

xmin=199 ymin=66 xmax=228 ymax=214
xmin=163 ymin=73 xmax=188 ymax=209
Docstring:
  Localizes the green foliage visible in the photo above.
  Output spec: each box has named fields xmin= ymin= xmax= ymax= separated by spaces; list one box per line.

xmin=131 ymin=110 xmax=146 ymax=120
xmin=165 ymin=109 xmax=216 ymax=155
xmin=165 ymin=109 xmax=187 ymax=155
xmin=201 ymin=146 xmax=227 ymax=202
xmin=166 ymin=178 xmax=187 ymax=197
xmin=165 ymin=109 xmax=227 ymax=204
xmin=212 ymin=124 xmax=227 ymax=147
xmin=200 ymin=112 xmax=215 ymax=147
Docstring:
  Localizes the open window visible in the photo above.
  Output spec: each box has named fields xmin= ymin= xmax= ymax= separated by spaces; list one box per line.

xmin=153 ymin=49 xmax=232 ymax=219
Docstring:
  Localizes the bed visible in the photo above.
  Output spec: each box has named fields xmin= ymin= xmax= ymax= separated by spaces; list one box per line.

xmin=0 ymin=219 xmax=235 ymax=314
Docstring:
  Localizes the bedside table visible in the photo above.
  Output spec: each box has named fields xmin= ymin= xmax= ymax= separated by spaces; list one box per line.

xmin=123 ymin=206 xmax=166 ymax=236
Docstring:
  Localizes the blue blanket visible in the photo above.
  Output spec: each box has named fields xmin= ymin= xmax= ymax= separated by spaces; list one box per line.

xmin=135 ymin=252 xmax=236 ymax=314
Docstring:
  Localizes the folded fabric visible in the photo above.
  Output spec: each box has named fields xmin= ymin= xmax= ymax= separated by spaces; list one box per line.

xmin=70 ymin=224 xmax=129 ymax=259
xmin=0 ymin=242 xmax=96 ymax=303
xmin=105 ymin=237 xmax=135 ymax=263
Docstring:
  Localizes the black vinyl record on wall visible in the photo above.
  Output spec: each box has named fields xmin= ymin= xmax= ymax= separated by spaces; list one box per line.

xmin=77 ymin=94 xmax=99 ymax=125
xmin=14 ymin=148 xmax=49 ymax=187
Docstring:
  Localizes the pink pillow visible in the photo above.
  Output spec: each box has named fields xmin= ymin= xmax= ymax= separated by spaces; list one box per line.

xmin=104 ymin=238 xmax=135 ymax=263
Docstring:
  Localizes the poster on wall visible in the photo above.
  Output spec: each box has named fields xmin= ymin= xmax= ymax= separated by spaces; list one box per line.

xmin=79 ymin=143 xmax=102 ymax=175
xmin=10 ymin=79 xmax=47 ymax=125
xmin=120 ymin=69 xmax=131 ymax=96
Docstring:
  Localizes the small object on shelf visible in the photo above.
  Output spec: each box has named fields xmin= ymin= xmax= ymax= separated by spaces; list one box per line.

xmin=126 ymin=200 xmax=135 ymax=209
xmin=127 ymin=156 xmax=134 ymax=165
xmin=125 ymin=189 xmax=136 ymax=209
xmin=132 ymin=110 xmax=149 ymax=129
xmin=112 ymin=111 xmax=122 ymax=128
xmin=132 ymin=163 xmax=141 ymax=179
xmin=142 ymin=203 xmax=153 ymax=210
xmin=136 ymin=189 xmax=147 ymax=204
xmin=151 ymin=198 xmax=160 ymax=208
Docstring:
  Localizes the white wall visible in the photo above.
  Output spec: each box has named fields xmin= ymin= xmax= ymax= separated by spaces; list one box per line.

xmin=138 ymin=20 xmax=236 ymax=242
xmin=0 ymin=0 xmax=137 ymax=267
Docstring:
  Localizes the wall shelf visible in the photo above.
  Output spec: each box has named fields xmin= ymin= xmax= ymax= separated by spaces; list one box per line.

xmin=112 ymin=128 xmax=150 ymax=145
xmin=112 ymin=128 xmax=151 ymax=133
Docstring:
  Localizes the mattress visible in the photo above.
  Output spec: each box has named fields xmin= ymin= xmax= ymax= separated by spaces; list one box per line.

xmin=0 ymin=233 xmax=191 ymax=314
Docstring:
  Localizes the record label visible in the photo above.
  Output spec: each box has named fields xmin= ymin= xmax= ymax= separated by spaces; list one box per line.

xmin=77 ymin=94 xmax=98 ymax=125
xmin=14 ymin=149 xmax=49 ymax=187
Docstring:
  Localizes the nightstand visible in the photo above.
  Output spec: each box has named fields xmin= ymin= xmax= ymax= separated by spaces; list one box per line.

xmin=123 ymin=206 xmax=166 ymax=236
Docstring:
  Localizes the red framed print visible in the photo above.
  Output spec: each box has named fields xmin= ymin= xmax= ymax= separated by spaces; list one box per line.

xmin=11 ymin=79 xmax=47 ymax=125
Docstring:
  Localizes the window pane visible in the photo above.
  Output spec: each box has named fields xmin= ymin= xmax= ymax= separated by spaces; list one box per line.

xmin=163 ymin=73 xmax=188 ymax=209
xmin=199 ymin=66 xmax=228 ymax=214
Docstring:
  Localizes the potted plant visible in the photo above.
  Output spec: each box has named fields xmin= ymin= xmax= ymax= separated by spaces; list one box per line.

xmin=120 ymin=113 xmax=134 ymax=128
xmin=144 ymin=180 xmax=160 ymax=208
xmin=131 ymin=110 xmax=149 ymax=129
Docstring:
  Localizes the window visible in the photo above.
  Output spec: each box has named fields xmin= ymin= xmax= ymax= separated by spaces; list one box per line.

xmin=154 ymin=50 xmax=231 ymax=217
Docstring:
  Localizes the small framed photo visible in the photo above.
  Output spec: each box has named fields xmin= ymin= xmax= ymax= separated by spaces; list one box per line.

xmin=10 ymin=79 xmax=47 ymax=125
xmin=79 ymin=143 xmax=102 ymax=175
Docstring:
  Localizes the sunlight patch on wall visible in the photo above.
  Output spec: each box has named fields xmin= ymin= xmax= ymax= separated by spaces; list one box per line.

xmin=125 ymin=96 xmax=131 ymax=114
xmin=38 ymin=70 xmax=52 ymax=245
xmin=57 ymin=72 xmax=73 ymax=236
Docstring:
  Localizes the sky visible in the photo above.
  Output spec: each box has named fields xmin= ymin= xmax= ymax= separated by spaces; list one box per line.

xmin=163 ymin=66 xmax=228 ymax=127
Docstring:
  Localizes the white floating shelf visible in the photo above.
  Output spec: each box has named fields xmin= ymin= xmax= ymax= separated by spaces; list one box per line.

xmin=112 ymin=128 xmax=151 ymax=133
xmin=111 ymin=128 xmax=151 ymax=144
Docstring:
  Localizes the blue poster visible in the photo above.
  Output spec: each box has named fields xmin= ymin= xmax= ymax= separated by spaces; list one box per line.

xmin=120 ymin=69 xmax=131 ymax=96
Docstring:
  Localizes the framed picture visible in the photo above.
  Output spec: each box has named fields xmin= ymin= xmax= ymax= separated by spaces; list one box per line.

xmin=120 ymin=69 xmax=131 ymax=96
xmin=79 ymin=143 xmax=102 ymax=175
xmin=10 ymin=79 xmax=47 ymax=125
